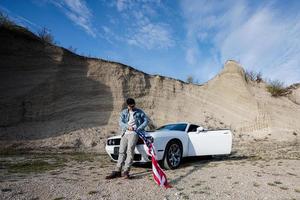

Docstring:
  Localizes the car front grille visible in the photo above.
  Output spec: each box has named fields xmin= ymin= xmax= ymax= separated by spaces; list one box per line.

xmin=107 ymin=136 xmax=153 ymax=146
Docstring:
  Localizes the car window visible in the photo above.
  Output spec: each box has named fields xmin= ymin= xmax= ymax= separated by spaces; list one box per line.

xmin=156 ymin=123 xmax=187 ymax=131
xmin=187 ymin=124 xmax=199 ymax=132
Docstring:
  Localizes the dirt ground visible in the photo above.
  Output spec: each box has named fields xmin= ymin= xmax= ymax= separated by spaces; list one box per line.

xmin=0 ymin=142 xmax=299 ymax=200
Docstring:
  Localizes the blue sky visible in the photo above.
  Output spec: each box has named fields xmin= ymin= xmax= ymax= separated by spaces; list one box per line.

xmin=1 ymin=0 xmax=300 ymax=85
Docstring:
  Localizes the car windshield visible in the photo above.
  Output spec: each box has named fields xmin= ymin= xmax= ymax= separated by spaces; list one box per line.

xmin=156 ymin=123 xmax=187 ymax=131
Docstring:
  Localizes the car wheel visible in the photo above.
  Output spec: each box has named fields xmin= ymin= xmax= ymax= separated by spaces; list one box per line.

xmin=163 ymin=140 xmax=182 ymax=170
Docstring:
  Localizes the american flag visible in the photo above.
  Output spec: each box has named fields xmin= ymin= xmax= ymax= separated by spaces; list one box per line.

xmin=136 ymin=130 xmax=172 ymax=188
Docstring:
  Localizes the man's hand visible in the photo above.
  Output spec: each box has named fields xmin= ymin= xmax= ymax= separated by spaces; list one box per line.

xmin=128 ymin=126 xmax=134 ymax=131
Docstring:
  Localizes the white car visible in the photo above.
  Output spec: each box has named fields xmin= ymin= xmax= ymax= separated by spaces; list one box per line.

xmin=105 ymin=122 xmax=232 ymax=169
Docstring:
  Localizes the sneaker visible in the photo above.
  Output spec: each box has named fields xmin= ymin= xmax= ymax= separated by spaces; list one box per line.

xmin=123 ymin=171 xmax=131 ymax=179
xmin=105 ymin=171 xmax=121 ymax=179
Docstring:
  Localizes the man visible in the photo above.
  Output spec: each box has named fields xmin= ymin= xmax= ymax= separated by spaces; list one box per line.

xmin=106 ymin=98 xmax=149 ymax=179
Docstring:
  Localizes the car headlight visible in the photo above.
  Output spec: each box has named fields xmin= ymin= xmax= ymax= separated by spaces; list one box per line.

xmin=111 ymin=140 xmax=115 ymax=145
xmin=108 ymin=139 xmax=113 ymax=145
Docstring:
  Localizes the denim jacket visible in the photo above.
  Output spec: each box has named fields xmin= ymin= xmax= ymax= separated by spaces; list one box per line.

xmin=119 ymin=108 xmax=149 ymax=134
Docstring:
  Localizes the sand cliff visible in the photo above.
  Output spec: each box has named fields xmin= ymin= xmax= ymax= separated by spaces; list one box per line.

xmin=0 ymin=26 xmax=299 ymax=152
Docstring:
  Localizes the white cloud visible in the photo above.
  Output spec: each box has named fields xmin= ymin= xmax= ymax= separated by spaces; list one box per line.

xmin=127 ymin=23 xmax=174 ymax=49
xmin=104 ymin=0 xmax=174 ymax=49
xmin=186 ymin=47 xmax=198 ymax=65
xmin=114 ymin=0 xmax=161 ymax=12
xmin=100 ymin=25 xmax=123 ymax=44
xmin=181 ymin=0 xmax=300 ymax=85
xmin=49 ymin=0 xmax=96 ymax=37
xmin=116 ymin=0 xmax=129 ymax=11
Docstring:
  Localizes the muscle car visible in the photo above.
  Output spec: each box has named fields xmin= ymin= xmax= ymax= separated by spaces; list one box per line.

xmin=105 ymin=122 xmax=232 ymax=169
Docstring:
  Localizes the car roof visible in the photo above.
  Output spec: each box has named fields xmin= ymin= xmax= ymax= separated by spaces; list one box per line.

xmin=162 ymin=122 xmax=190 ymax=126
xmin=161 ymin=122 xmax=202 ymax=128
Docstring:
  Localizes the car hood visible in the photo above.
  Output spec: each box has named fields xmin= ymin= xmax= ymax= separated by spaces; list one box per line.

xmin=146 ymin=130 xmax=184 ymax=138
xmin=107 ymin=130 xmax=181 ymax=140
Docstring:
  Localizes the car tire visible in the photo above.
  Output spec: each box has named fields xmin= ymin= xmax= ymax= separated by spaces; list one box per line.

xmin=163 ymin=140 xmax=183 ymax=170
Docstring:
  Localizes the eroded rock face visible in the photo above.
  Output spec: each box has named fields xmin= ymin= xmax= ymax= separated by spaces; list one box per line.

xmin=288 ymin=84 xmax=300 ymax=105
xmin=0 ymin=26 xmax=299 ymax=152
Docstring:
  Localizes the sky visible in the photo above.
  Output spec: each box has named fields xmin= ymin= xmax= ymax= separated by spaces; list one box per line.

xmin=1 ymin=0 xmax=300 ymax=85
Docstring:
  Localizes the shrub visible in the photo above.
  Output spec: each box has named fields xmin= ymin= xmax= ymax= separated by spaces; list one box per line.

xmin=256 ymin=72 xmax=263 ymax=82
xmin=0 ymin=12 xmax=15 ymax=27
xmin=37 ymin=27 xmax=54 ymax=44
xmin=245 ymin=70 xmax=256 ymax=81
xmin=68 ymin=46 xmax=77 ymax=53
xmin=186 ymin=75 xmax=200 ymax=84
xmin=245 ymin=70 xmax=263 ymax=82
xmin=266 ymin=79 xmax=287 ymax=97
xmin=186 ymin=75 xmax=194 ymax=83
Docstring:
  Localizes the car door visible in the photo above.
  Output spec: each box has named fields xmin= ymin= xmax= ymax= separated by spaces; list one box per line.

xmin=188 ymin=127 xmax=232 ymax=156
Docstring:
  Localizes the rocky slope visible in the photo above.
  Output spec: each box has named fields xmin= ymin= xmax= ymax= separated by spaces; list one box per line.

xmin=0 ymin=25 xmax=299 ymax=152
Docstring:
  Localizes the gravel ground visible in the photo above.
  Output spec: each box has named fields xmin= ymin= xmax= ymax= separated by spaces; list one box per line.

xmin=0 ymin=143 xmax=299 ymax=200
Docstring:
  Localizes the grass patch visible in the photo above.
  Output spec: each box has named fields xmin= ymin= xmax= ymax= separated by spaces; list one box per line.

xmin=0 ymin=148 xmax=26 ymax=156
xmin=267 ymin=182 xmax=276 ymax=186
xmin=67 ymin=152 xmax=97 ymax=163
xmin=88 ymin=191 xmax=98 ymax=195
xmin=203 ymin=186 xmax=211 ymax=190
xmin=274 ymin=181 xmax=282 ymax=185
xmin=49 ymin=171 xmax=62 ymax=175
xmin=294 ymin=189 xmax=300 ymax=193
xmin=53 ymin=197 xmax=65 ymax=200
xmin=1 ymin=188 xmax=12 ymax=192
xmin=7 ymin=159 xmax=65 ymax=173
xmin=181 ymin=193 xmax=189 ymax=200
xmin=253 ymin=182 xmax=260 ymax=187
xmin=287 ymin=172 xmax=297 ymax=176
xmin=193 ymin=181 xmax=206 ymax=187
xmin=1 ymin=152 xmax=107 ymax=176
xmin=279 ymin=186 xmax=288 ymax=190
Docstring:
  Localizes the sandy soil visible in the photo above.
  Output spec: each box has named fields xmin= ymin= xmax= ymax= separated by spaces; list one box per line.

xmin=1 ymin=142 xmax=299 ymax=200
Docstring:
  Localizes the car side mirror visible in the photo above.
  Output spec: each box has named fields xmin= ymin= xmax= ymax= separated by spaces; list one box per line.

xmin=196 ymin=127 xmax=204 ymax=133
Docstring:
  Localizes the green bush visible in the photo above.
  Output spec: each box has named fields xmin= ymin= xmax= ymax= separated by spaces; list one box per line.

xmin=266 ymin=80 xmax=287 ymax=97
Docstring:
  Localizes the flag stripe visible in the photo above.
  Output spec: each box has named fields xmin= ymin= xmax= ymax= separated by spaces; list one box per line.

xmin=136 ymin=130 xmax=172 ymax=189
